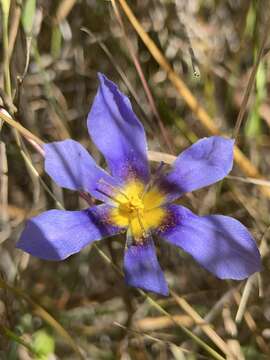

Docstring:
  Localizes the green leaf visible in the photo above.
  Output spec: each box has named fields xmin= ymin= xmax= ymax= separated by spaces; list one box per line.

xmin=245 ymin=100 xmax=261 ymax=138
xmin=51 ymin=26 xmax=62 ymax=59
xmin=245 ymin=58 xmax=267 ymax=138
xmin=245 ymin=1 xmax=256 ymax=37
xmin=256 ymin=62 xmax=267 ymax=99
xmin=21 ymin=0 xmax=36 ymax=35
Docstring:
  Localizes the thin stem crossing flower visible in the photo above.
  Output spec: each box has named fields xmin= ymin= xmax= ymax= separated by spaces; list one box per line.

xmin=17 ymin=73 xmax=261 ymax=296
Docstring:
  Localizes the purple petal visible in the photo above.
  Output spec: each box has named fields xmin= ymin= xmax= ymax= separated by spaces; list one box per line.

xmin=159 ymin=137 xmax=234 ymax=201
xmin=17 ymin=205 xmax=121 ymax=260
xmin=87 ymin=73 xmax=150 ymax=182
xmin=159 ymin=205 xmax=261 ymax=280
xmin=44 ymin=139 xmax=119 ymax=203
xmin=124 ymin=237 xmax=169 ymax=296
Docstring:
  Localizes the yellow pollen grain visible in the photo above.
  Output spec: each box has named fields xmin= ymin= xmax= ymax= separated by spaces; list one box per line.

xmin=110 ymin=180 xmax=167 ymax=240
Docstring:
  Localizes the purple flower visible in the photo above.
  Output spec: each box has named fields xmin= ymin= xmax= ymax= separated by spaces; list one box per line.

xmin=17 ymin=73 xmax=261 ymax=296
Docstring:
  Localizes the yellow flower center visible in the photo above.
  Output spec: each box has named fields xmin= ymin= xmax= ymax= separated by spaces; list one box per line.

xmin=110 ymin=180 xmax=167 ymax=241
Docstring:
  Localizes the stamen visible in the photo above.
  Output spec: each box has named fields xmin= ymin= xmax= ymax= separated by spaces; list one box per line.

xmin=141 ymin=161 xmax=165 ymax=199
xmin=98 ymin=178 xmax=130 ymax=201
xmin=126 ymin=227 xmax=133 ymax=248
xmin=125 ymin=208 xmax=147 ymax=245
xmin=117 ymin=189 xmax=130 ymax=201
xmin=128 ymin=215 xmax=147 ymax=245
xmin=95 ymin=179 xmax=125 ymax=205
xmin=95 ymin=187 xmax=122 ymax=205
xmin=136 ymin=209 xmax=147 ymax=238
xmin=79 ymin=191 xmax=93 ymax=206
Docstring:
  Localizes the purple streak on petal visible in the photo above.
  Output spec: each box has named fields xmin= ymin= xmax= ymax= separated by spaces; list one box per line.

xmin=124 ymin=237 xmax=169 ymax=296
xmin=159 ymin=205 xmax=261 ymax=280
xmin=44 ymin=139 xmax=120 ymax=203
xmin=87 ymin=73 xmax=150 ymax=182
xmin=159 ymin=137 xmax=234 ymax=201
xmin=17 ymin=205 xmax=122 ymax=260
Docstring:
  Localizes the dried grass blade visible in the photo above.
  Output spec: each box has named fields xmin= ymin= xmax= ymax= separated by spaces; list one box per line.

xmin=0 ymin=110 xmax=44 ymax=146
xmin=171 ymin=291 xmax=234 ymax=359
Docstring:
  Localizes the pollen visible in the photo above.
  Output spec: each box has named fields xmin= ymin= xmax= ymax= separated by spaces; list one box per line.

xmin=110 ymin=180 xmax=167 ymax=241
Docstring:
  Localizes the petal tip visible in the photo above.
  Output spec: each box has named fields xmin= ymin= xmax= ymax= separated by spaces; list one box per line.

xmin=97 ymin=72 xmax=106 ymax=83
xmin=124 ymin=241 xmax=169 ymax=296
xmin=125 ymin=275 xmax=169 ymax=296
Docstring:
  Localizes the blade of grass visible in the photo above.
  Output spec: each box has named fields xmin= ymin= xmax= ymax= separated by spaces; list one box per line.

xmin=0 ymin=141 xmax=10 ymax=244
xmin=227 ymin=175 xmax=270 ymax=187
xmin=0 ymin=324 xmax=40 ymax=356
xmin=234 ymin=15 xmax=270 ymax=139
xmin=233 ymin=291 xmax=270 ymax=354
xmin=54 ymin=0 xmax=77 ymax=25
xmin=7 ymin=1 xmax=21 ymax=59
xmin=0 ymin=110 xmax=44 ymax=146
xmin=21 ymin=0 xmax=36 ymax=35
xmin=0 ymin=0 xmax=12 ymax=102
xmin=235 ymin=225 xmax=270 ymax=324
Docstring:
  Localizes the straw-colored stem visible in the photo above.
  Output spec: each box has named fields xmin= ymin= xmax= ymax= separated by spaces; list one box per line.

xmin=1 ymin=8 xmax=12 ymax=100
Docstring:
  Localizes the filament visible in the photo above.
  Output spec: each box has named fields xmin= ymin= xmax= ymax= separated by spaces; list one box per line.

xmin=98 ymin=178 xmax=130 ymax=202
xmin=140 ymin=161 xmax=165 ymax=199
xmin=95 ymin=188 xmax=122 ymax=205
xmin=136 ymin=209 xmax=147 ymax=237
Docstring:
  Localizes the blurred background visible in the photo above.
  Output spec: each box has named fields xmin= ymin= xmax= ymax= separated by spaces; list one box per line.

xmin=0 ymin=0 xmax=270 ymax=359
